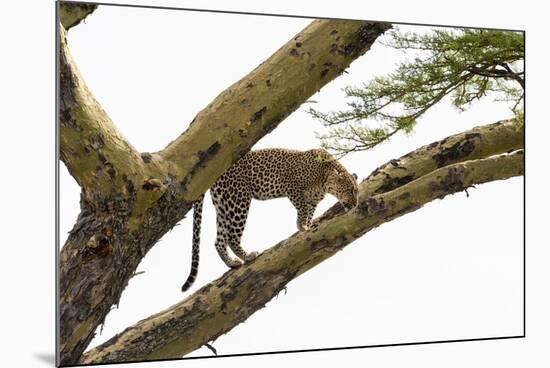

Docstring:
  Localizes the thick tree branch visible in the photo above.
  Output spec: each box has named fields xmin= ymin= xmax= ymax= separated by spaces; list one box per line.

xmin=316 ymin=118 xmax=523 ymax=223
xmin=81 ymin=147 xmax=524 ymax=364
xmin=58 ymin=10 xmax=391 ymax=364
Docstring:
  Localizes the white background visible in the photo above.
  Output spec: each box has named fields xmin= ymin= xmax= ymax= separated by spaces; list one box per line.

xmin=1 ymin=0 xmax=548 ymax=367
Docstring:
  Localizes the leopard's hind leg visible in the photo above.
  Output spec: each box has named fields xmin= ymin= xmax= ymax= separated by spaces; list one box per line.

xmin=211 ymin=187 xmax=242 ymax=268
xmin=225 ymin=194 xmax=258 ymax=263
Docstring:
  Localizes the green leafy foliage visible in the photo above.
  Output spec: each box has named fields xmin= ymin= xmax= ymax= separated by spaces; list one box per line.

xmin=309 ymin=27 xmax=524 ymax=156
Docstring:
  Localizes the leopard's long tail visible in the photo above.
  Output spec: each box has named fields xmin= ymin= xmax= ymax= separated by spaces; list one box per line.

xmin=181 ymin=193 xmax=204 ymax=292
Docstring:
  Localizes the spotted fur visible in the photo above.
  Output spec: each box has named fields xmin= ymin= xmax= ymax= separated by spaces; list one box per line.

xmin=181 ymin=148 xmax=358 ymax=292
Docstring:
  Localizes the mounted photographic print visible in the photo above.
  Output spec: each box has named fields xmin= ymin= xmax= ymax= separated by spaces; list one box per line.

xmin=56 ymin=1 xmax=525 ymax=366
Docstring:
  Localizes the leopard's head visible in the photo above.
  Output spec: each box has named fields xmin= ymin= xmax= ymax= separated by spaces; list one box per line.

xmin=326 ymin=167 xmax=359 ymax=210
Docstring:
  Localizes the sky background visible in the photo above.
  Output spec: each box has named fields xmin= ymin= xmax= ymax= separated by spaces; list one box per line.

xmin=58 ymin=3 xmax=524 ymax=359
xmin=8 ymin=0 xmax=550 ymax=367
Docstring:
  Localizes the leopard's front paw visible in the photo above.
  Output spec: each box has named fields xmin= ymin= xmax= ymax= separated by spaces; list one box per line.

xmin=226 ymin=258 xmax=243 ymax=268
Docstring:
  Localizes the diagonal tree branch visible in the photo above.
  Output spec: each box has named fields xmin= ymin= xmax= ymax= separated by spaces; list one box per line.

xmin=58 ymin=5 xmax=392 ymax=364
xmin=80 ymin=144 xmax=524 ymax=364
xmin=316 ymin=118 xmax=523 ymax=223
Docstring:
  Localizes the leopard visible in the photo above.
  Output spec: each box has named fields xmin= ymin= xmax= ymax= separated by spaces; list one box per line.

xmin=181 ymin=148 xmax=359 ymax=292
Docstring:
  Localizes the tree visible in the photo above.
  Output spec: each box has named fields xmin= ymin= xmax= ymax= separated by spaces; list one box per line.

xmin=57 ymin=4 xmax=524 ymax=366
xmin=309 ymin=27 xmax=524 ymax=156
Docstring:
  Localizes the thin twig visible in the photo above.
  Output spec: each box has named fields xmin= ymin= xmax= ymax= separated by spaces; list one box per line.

xmin=204 ymin=343 xmax=217 ymax=356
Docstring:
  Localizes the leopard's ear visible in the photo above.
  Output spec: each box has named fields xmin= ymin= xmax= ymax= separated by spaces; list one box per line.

xmin=314 ymin=150 xmax=337 ymax=164
xmin=314 ymin=150 xmax=348 ymax=176
xmin=315 ymin=154 xmax=333 ymax=163
xmin=352 ymin=173 xmax=358 ymax=180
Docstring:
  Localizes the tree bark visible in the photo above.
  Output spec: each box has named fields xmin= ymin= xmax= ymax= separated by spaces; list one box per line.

xmin=58 ymin=4 xmax=391 ymax=365
xmin=79 ymin=121 xmax=524 ymax=363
